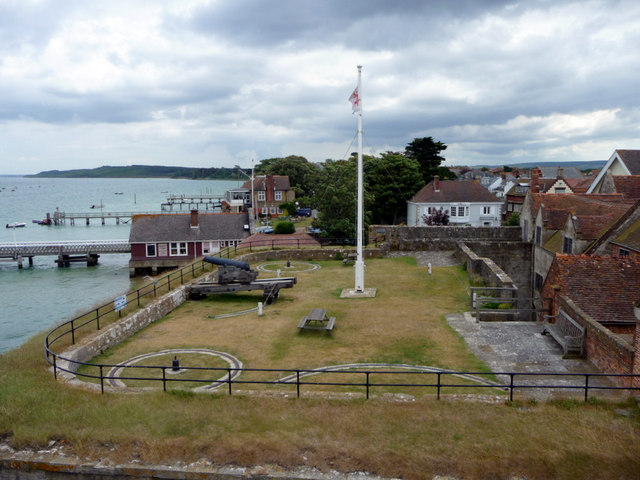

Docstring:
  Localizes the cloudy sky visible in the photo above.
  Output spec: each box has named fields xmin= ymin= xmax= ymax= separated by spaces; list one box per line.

xmin=1 ymin=0 xmax=639 ymax=174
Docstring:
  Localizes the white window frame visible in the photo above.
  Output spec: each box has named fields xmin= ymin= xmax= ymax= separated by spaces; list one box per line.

xmin=170 ymin=242 xmax=188 ymax=256
xmin=483 ymin=206 xmax=491 ymax=215
xmin=270 ymin=206 xmax=277 ymax=215
xmin=261 ymin=206 xmax=268 ymax=215
xmin=146 ymin=243 xmax=156 ymax=257
xmin=258 ymin=191 xmax=266 ymax=201
xmin=275 ymin=191 xmax=283 ymax=201
xmin=450 ymin=205 xmax=457 ymax=217
xmin=458 ymin=206 xmax=465 ymax=217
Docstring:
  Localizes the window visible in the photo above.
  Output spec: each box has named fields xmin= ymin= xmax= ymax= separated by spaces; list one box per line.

xmin=261 ymin=206 xmax=268 ymax=214
xmin=170 ymin=242 xmax=188 ymax=256
xmin=202 ymin=241 xmax=219 ymax=254
xmin=275 ymin=191 xmax=283 ymax=201
xmin=483 ymin=206 xmax=491 ymax=215
xmin=555 ymin=187 xmax=566 ymax=194
xmin=535 ymin=226 xmax=542 ymax=245
xmin=562 ymin=236 xmax=573 ymax=254
xmin=450 ymin=206 xmax=457 ymax=217
xmin=458 ymin=206 xmax=465 ymax=216
xmin=270 ymin=206 xmax=277 ymax=215
xmin=465 ymin=206 xmax=469 ymax=216
xmin=619 ymin=248 xmax=630 ymax=257
xmin=534 ymin=273 xmax=543 ymax=291
xmin=146 ymin=243 xmax=156 ymax=257
xmin=258 ymin=191 xmax=265 ymax=201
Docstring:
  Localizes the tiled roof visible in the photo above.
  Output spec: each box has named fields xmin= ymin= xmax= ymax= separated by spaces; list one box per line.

xmin=616 ymin=150 xmax=640 ymax=175
xmin=533 ymin=193 xmax=632 ymax=228
xmin=612 ymin=175 xmax=640 ymax=199
xmin=410 ymin=180 xmax=501 ymax=203
xmin=564 ymin=177 xmax=594 ymax=193
xmin=612 ymin=217 xmax=640 ymax=252
xmin=129 ymin=212 xmax=250 ymax=243
xmin=242 ymin=175 xmax=291 ymax=191
xmin=551 ymin=255 xmax=640 ymax=325
xmin=538 ymin=166 xmax=584 ymax=178
xmin=573 ymin=214 xmax=622 ymax=241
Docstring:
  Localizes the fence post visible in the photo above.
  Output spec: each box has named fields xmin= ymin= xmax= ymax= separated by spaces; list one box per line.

xmin=437 ymin=372 xmax=441 ymax=400
xmin=96 ymin=308 xmax=101 ymax=331
xmin=509 ymin=373 xmax=515 ymax=402
xmin=228 ymin=368 xmax=232 ymax=395
xmin=296 ymin=370 xmax=300 ymax=398
xmin=366 ymin=372 xmax=370 ymax=399
xmin=180 ymin=269 xmax=184 ymax=284
xmin=100 ymin=366 xmax=104 ymax=394
xmin=153 ymin=283 xmax=157 ymax=297
xmin=137 ymin=289 xmax=141 ymax=307
xmin=53 ymin=356 xmax=57 ymax=380
xmin=162 ymin=367 xmax=167 ymax=392
xmin=584 ymin=374 xmax=590 ymax=402
xmin=70 ymin=320 xmax=76 ymax=345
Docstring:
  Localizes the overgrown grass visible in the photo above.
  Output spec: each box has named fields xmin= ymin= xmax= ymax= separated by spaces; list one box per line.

xmin=2 ymin=256 xmax=640 ymax=479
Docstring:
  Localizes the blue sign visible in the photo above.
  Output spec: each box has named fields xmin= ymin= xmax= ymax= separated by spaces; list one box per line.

xmin=114 ymin=295 xmax=127 ymax=312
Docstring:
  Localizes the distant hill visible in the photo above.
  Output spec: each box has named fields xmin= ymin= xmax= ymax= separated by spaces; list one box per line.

xmin=503 ymin=160 xmax=606 ymax=171
xmin=27 ymin=165 xmax=240 ymax=180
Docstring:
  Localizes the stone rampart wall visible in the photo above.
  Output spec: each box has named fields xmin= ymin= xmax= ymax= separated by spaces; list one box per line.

xmin=557 ymin=296 xmax=637 ymax=389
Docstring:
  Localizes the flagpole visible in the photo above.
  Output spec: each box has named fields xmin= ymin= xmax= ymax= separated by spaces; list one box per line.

xmin=354 ymin=65 xmax=365 ymax=292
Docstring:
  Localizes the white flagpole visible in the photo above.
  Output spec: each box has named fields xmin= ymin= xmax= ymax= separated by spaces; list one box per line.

xmin=354 ymin=65 xmax=365 ymax=292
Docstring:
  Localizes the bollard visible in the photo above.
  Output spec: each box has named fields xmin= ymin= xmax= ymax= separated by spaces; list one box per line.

xmin=428 ymin=262 xmax=432 ymax=275
xmin=258 ymin=302 xmax=263 ymax=316
xmin=276 ymin=269 xmax=281 ymax=278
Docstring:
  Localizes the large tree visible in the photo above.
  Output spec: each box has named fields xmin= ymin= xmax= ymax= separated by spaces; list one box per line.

xmin=404 ymin=137 xmax=448 ymax=184
xmin=312 ymin=159 xmax=372 ymax=239
xmin=365 ymin=153 xmax=423 ymax=224
xmin=254 ymin=155 xmax=320 ymax=199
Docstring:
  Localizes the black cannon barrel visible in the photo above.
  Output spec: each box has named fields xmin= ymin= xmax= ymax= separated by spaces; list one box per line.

xmin=202 ymin=255 xmax=251 ymax=271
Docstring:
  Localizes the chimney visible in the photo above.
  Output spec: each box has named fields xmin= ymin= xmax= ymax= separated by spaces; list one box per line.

xmin=433 ymin=175 xmax=440 ymax=192
xmin=557 ymin=167 xmax=564 ymax=179
xmin=531 ymin=168 xmax=541 ymax=192
xmin=190 ymin=209 xmax=199 ymax=228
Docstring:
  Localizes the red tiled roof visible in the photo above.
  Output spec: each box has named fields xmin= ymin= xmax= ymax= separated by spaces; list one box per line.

xmin=533 ymin=193 xmax=632 ymax=230
xmin=573 ymin=214 xmax=623 ymax=241
xmin=550 ymin=255 xmax=640 ymax=325
xmin=616 ymin=150 xmax=640 ymax=175
xmin=613 ymin=217 xmax=640 ymax=252
xmin=410 ymin=180 xmax=500 ymax=203
xmin=612 ymin=175 xmax=640 ymax=200
xmin=242 ymin=175 xmax=291 ymax=191
xmin=564 ymin=177 xmax=594 ymax=193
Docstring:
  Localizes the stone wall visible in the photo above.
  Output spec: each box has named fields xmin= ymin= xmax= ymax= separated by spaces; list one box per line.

xmin=557 ymin=295 xmax=638 ymax=389
xmin=370 ymin=225 xmax=521 ymax=251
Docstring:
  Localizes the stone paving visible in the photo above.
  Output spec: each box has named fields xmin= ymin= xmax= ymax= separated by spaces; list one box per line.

xmin=447 ymin=312 xmax=622 ymax=400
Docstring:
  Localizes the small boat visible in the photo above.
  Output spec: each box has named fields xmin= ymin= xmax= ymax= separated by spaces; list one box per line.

xmin=6 ymin=222 xmax=26 ymax=228
xmin=32 ymin=218 xmax=52 ymax=225
xmin=114 ymin=192 xmax=124 ymax=195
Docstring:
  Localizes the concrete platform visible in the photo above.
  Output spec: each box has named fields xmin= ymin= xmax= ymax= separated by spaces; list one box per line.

xmin=340 ymin=287 xmax=377 ymax=298
xmin=447 ymin=312 xmax=623 ymax=400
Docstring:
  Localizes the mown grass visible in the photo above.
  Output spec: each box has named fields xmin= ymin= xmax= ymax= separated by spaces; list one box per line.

xmin=2 ymin=256 xmax=640 ymax=479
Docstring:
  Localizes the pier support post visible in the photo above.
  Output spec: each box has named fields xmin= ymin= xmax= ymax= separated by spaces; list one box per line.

xmin=17 ymin=256 xmax=23 ymax=269
xmin=86 ymin=217 xmax=90 ymax=225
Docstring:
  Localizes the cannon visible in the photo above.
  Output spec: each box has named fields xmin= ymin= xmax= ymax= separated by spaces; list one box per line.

xmin=202 ymin=255 xmax=258 ymax=284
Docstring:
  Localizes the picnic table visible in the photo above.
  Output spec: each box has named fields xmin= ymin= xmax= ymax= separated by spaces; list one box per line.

xmin=298 ymin=308 xmax=336 ymax=331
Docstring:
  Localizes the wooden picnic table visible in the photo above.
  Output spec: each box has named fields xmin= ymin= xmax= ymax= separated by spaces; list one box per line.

xmin=298 ymin=308 xmax=336 ymax=331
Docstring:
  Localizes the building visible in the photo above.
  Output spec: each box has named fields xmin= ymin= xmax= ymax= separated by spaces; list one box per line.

xmin=540 ymin=255 xmax=640 ymax=388
xmin=128 ymin=210 xmax=250 ymax=277
xmin=241 ymin=175 xmax=294 ymax=218
xmin=587 ymin=149 xmax=640 ymax=193
xmin=407 ymin=177 xmax=503 ymax=227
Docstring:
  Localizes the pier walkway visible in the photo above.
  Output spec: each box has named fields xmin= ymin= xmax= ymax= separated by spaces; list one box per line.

xmin=51 ymin=210 xmax=168 ymax=226
xmin=0 ymin=240 xmax=130 ymax=268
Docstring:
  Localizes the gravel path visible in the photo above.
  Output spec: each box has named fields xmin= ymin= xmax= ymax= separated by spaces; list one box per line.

xmin=385 ymin=250 xmax=459 ymax=266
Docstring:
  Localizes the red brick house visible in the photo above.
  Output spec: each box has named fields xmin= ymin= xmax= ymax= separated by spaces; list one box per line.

xmin=241 ymin=175 xmax=295 ymax=218
xmin=540 ymin=255 xmax=640 ymax=388
xmin=128 ymin=210 xmax=250 ymax=277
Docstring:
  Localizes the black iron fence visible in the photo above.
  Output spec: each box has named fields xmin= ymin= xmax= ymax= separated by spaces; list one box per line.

xmin=50 ymin=358 xmax=640 ymax=402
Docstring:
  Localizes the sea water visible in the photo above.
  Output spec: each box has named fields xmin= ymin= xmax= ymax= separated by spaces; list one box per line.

xmin=0 ymin=176 xmax=238 ymax=353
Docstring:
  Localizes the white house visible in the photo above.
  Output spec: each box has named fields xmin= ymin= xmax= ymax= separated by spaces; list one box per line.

xmin=587 ymin=150 xmax=640 ymax=193
xmin=407 ymin=176 xmax=503 ymax=227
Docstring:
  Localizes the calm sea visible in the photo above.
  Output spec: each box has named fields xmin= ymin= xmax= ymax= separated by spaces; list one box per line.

xmin=0 ymin=176 xmax=238 ymax=353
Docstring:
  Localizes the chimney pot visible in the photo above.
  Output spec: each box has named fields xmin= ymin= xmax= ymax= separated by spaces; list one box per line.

xmin=190 ymin=209 xmax=199 ymax=228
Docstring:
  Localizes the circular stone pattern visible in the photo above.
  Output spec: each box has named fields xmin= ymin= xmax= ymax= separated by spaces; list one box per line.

xmin=107 ymin=348 xmax=243 ymax=391
xmin=256 ymin=261 xmax=321 ymax=273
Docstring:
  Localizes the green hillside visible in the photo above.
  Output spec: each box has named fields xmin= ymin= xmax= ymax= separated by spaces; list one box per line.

xmin=27 ymin=165 xmax=239 ymax=180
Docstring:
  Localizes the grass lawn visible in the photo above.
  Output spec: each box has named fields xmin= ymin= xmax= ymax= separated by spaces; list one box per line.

xmin=1 ymin=256 xmax=640 ymax=479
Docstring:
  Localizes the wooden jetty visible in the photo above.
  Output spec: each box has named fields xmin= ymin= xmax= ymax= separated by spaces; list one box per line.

xmin=51 ymin=210 xmax=167 ymax=226
xmin=161 ymin=194 xmax=224 ymax=212
xmin=0 ymin=240 xmax=130 ymax=268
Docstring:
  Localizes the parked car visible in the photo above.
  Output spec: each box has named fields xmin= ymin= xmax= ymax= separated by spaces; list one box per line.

xmin=296 ymin=207 xmax=312 ymax=217
xmin=256 ymin=226 xmax=274 ymax=234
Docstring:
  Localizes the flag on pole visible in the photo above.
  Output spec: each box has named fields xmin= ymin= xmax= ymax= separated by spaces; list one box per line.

xmin=349 ymin=86 xmax=361 ymax=113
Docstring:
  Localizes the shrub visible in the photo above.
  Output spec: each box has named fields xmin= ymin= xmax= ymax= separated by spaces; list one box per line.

xmin=274 ymin=221 xmax=295 ymax=234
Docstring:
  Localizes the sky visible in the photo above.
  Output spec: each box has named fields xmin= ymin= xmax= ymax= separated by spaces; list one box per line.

xmin=1 ymin=0 xmax=640 ymax=174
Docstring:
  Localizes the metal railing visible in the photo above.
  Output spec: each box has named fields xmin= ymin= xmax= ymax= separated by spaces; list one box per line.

xmin=49 ymin=359 xmax=640 ymax=401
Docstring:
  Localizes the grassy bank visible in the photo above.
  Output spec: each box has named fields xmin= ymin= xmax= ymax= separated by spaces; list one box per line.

xmin=1 ymin=257 xmax=640 ymax=479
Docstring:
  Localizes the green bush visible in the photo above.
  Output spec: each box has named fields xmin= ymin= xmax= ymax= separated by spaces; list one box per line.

xmin=274 ymin=221 xmax=295 ymax=234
